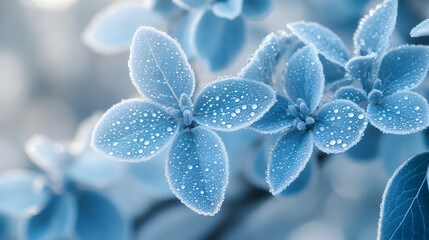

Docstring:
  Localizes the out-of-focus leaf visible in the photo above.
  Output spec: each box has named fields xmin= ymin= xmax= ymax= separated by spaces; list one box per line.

xmin=212 ymin=0 xmax=243 ymax=20
xmin=25 ymin=135 xmax=63 ymax=174
xmin=242 ymin=0 xmax=274 ymax=20
xmin=410 ymin=19 xmax=429 ymax=38
xmin=347 ymin=125 xmax=382 ymax=161
xmin=173 ymin=0 xmax=211 ymax=9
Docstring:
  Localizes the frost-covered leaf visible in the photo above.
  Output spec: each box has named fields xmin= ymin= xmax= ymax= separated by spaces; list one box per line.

xmin=173 ymin=0 xmax=211 ymax=9
xmin=378 ymin=152 xmax=429 ymax=240
xmin=250 ymin=94 xmax=294 ymax=134
xmin=410 ymin=19 xmax=429 ymax=38
xmin=380 ymin=133 xmax=427 ymax=176
xmin=347 ymin=125 xmax=382 ymax=161
xmin=25 ymin=135 xmax=63 ymax=174
xmin=194 ymin=78 xmax=276 ymax=132
xmin=239 ymin=31 xmax=292 ymax=85
xmin=167 ymin=127 xmax=228 ymax=216
xmin=378 ymin=45 xmax=429 ymax=95
xmin=313 ymin=100 xmax=367 ymax=154
xmin=242 ymin=0 xmax=274 ymax=20
xmin=129 ymin=27 xmax=195 ymax=106
xmin=288 ymin=21 xmax=349 ymax=66
xmin=0 ymin=171 xmax=51 ymax=217
xmin=192 ymin=11 xmax=245 ymax=71
xmin=92 ymin=99 xmax=179 ymax=162
xmin=27 ymin=193 xmax=76 ymax=240
xmin=353 ymin=0 xmax=397 ymax=57
xmin=83 ymin=2 xmax=164 ymax=54
xmin=335 ymin=86 xmax=367 ymax=104
xmin=284 ymin=46 xmax=324 ymax=111
xmin=345 ymin=53 xmax=377 ymax=82
xmin=367 ymin=91 xmax=429 ymax=134
xmin=280 ymin=159 xmax=313 ymax=196
xmin=267 ymin=129 xmax=313 ymax=195
xmin=76 ymin=191 xmax=128 ymax=240
xmin=212 ymin=0 xmax=243 ymax=20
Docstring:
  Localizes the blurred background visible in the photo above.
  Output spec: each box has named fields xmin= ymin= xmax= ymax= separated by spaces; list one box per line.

xmin=1 ymin=0 xmax=429 ymax=239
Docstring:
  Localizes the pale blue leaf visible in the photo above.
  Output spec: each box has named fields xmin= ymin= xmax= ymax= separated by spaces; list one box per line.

xmin=280 ymin=159 xmax=313 ymax=196
xmin=288 ymin=21 xmax=349 ymax=66
xmin=410 ymin=19 xmax=429 ymax=38
xmin=367 ymin=91 xmax=429 ymax=134
xmin=378 ymin=45 xmax=429 ymax=95
xmin=250 ymin=94 xmax=295 ymax=134
xmin=129 ymin=27 xmax=195 ymax=106
xmin=284 ymin=46 xmax=324 ymax=112
xmin=92 ymin=99 xmax=179 ymax=162
xmin=212 ymin=0 xmax=243 ymax=20
xmin=83 ymin=2 xmax=164 ymax=54
xmin=353 ymin=0 xmax=397 ymax=57
xmin=192 ymin=11 xmax=245 ymax=71
xmin=378 ymin=152 xmax=429 ymax=240
xmin=25 ymin=135 xmax=64 ymax=174
xmin=241 ymin=0 xmax=274 ymax=20
xmin=380 ymin=133 xmax=427 ymax=176
xmin=238 ymin=31 xmax=292 ymax=85
xmin=76 ymin=191 xmax=129 ymax=240
xmin=173 ymin=0 xmax=211 ymax=9
xmin=345 ymin=53 xmax=377 ymax=83
xmin=320 ymin=54 xmax=346 ymax=84
xmin=335 ymin=86 xmax=367 ymax=104
xmin=313 ymin=100 xmax=367 ymax=154
xmin=27 ymin=193 xmax=77 ymax=240
xmin=0 ymin=171 xmax=51 ymax=217
xmin=68 ymin=150 xmax=123 ymax=189
xmin=194 ymin=78 xmax=276 ymax=132
xmin=70 ymin=113 xmax=102 ymax=154
xmin=168 ymin=12 xmax=196 ymax=58
xmin=167 ymin=127 xmax=228 ymax=215
xmin=347 ymin=125 xmax=382 ymax=161
xmin=268 ymin=129 xmax=314 ymax=195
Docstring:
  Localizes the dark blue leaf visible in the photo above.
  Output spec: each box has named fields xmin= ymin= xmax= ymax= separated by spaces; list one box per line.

xmin=194 ymin=78 xmax=276 ymax=132
xmin=410 ymin=19 xmax=429 ymax=38
xmin=378 ymin=45 xmax=429 ymax=95
xmin=250 ymin=94 xmax=295 ymax=134
xmin=335 ymin=86 xmax=367 ymax=104
xmin=76 ymin=191 xmax=129 ymax=240
xmin=378 ymin=152 xmax=429 ymax=240
xmin=192 ymin=11 xmax=245 ymax=71
xmin=345 ymin=53 xmax=377 ymax=83
xmin=92 ymin=99 xmax=179 ymax=161
xmin=242 ymin=0 xmax=274 ymax=20
xmin=313 ymin=100 xmax=367 ymax=154
xmin=267 ymin=129 xmax=313 ymax=195
xmin=284 ymin=46 xmax=324 ymax=111
xmin=288 ymin=21 xmax=349 ymax=66
xmin=27 ymin=193 xmax=77 ymax=240
xmin=319 ymin=54 xmax=346 ymax=84
xmin=167 ymin=127 xmax=228 ymax=215
xmin=367 ymin=91 xmax=429 ymax=134
xmin=353 ymin=0 xmax=397 ymax=57
xmin=212 ymin=0 xmax=243 ymax=20
xmin=347 ymin=125 xmax=382 ymax=161
xmin=129 ymin=27 xmax=195 ymax=106
xmin=0 ymin=214 xmax=11 ymax=240
xmin=83 ymin=2 xmax=164 ymax=54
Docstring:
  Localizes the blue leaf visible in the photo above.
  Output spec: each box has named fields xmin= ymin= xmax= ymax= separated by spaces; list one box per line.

xmin=267 ymin=129 xmax=314 ymax=195
xmin=367 ymin=91 xmax=429 ymax=134
xmin=378 ymin=45 xmax=429 ymax=95
xmin=380 ymin=133 xmax=427 ymax=176
xmin=378 ymin=152 xmax=429 ymax=240
xmin=26 ymin=193 xmax=77 ymax=240
xmin=313 ymin=100 xmax=367 ymax=154
xmin=241 ymin=0 xmax=274 ymax=20
xmin=410 ymin=19 xmax=429 ymax=38
xmin=212 ymin=0 xmax=243 ymax=20
xmin=173 ymin=0 xmax=211 ymax=9
xmin=92 ymin=99 xmax=179 ymax=162
xmin=280 ymin=159 xmax=313 ymax=196
xmin=347 ymin=125 xmax=382 ymax=161
xmin=0 ymin=214 xmax=11 ymax=240
xmin=335 ymin=86 xmax=367 ymax=104
xmin=192 ymin=11 xmax=245 ymax=71
xmin=194 ymin=78 xmax=276 ymax=132
xmin=83 ymin=2 xmax=164 ymax=54
xmin=238 ymin=31 xmax=292 ymax=85
xmin=153 ymin=0 xmax=181 ymax=16
xmin=288 ymin=21 xmax=349 ymax=66
xmin=25 ymin=135 xmax=64 ymax=174
xmin=353 ymin=0 xmax=397 ymax=57
xmin=319 ymin=54 xmax=346 ymax=84
xmin=0 ymin=171 xmax=51 ymax=217
xmin=70 ymin=113 xmax=102 ymax=153
xmin=129 ymin=27 xmax=195 ymax=106
xmin=284 ymin=46 xmax=324 ymax=112
xmin=345 ymin=53 xmax=377 ymax=83
xmin=167 ymin=127 xmax=228 ymax=215
xmin=250 ymin=94 xmax=295 ymax=134
xmin=75 ymin=191 xmax=129 ymax=240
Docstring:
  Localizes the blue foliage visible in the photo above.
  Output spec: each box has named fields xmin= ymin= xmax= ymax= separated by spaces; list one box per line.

xmin=411 ymin=19 xmax=429 ymax=38
xmin=378 ymin=152 xmax=429 ymax=240
xmin=335 ymin=86 xmax=367 ymax=104
xmin=242 ymin=0 xmax=274 ymax=20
